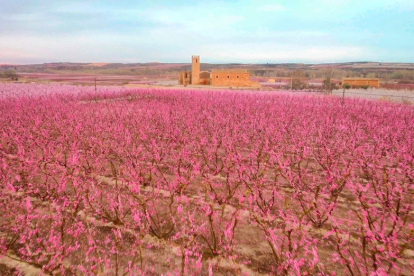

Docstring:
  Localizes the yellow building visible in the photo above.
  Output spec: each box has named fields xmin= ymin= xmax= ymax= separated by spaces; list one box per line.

xmin=341 ymin=78 xmax=380 ymax=88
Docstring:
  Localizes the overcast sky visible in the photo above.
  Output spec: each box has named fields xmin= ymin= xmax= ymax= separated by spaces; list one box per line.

xmin=1 ymin=0 xmax=413 ymax=64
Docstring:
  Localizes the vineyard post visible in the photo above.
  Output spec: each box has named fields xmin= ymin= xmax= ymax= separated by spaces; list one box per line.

xmin=329 ymin=69 xmax=333 ymax=95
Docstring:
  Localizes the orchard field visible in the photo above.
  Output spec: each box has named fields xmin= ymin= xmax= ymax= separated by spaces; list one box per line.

xmin=0 ymin=84 xmax=413 ymax=275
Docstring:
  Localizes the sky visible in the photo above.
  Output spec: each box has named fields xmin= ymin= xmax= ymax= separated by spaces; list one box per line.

xmin=1 ymin=0 xmax=413 ymax=64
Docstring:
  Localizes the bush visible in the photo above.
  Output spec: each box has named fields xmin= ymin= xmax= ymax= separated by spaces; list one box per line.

xmin=2 ymin=70 xmax=18 ymax=79
xmin=323 ymin=77 xmax=331 ymax=90
xmin=291 ymin=70 xmax=307 ymax=90
xmin=292 ymin=78 xmax=306 ymax=90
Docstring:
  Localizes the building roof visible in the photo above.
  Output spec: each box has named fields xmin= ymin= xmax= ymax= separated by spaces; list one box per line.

xmin=342 ymin=78 xmax=379 ymax=81
xmin=211 ymin=69 xmax=248 ymax=74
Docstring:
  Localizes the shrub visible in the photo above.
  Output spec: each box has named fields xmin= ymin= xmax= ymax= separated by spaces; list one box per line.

xmin=2 ymin=70 xmax=18 ymax=79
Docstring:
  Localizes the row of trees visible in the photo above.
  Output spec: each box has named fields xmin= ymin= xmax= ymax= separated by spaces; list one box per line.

xmin=0 ymin=84 xmax=413 ymax=275
xmin=0 ymin=70 xmax=19 ymax=80
xmin=253 ymin=68 xmax=414 ymax=81
xmin=290 ymin=69 xmax=339 ymax=91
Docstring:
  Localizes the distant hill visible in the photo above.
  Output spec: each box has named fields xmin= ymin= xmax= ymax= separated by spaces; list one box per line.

xmin=2 ymin=62 xmax=414 ymax=85
xmin=2 ymin=61 xmax=414 ymax=74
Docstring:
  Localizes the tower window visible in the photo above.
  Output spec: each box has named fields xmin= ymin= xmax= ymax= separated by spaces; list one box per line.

xmin=227 ymin=76 xmax=230 ymax=78
xmin=216 ymin=76 xmax=218 ymax=78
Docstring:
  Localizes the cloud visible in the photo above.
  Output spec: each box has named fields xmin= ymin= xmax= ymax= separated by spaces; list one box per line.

xmin=200 ymin=44 xmax=370 ymax=63
xmin=0 ymin=0 xmax=412 ymax=63
xmin=0 ymin=46 xmax=40 ymax=64
xmin=258 ymin=4 xmax=287 ymax=12
xmin=252 ymin=28 xmax=328 ymax=39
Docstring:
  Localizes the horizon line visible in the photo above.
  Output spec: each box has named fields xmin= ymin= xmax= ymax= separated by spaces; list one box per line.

xmin=2 ymin=60 xmax=414 ymax=66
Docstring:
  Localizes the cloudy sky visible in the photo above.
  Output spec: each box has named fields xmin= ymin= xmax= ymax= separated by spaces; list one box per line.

xmin=1 ymin=0 xmax=413 ymax=64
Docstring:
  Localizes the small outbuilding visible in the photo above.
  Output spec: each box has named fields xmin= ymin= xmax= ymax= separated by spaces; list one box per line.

xmin=341 ymin=78 xmax=380 ymax=88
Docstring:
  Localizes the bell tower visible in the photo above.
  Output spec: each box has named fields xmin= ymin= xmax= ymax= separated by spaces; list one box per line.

xmin=191 ymin=55 xmax=200 ymax=85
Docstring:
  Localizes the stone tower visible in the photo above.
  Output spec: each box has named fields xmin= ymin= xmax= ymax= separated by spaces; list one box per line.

xmin=191 ymin=55 xmax=200 ymax=85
